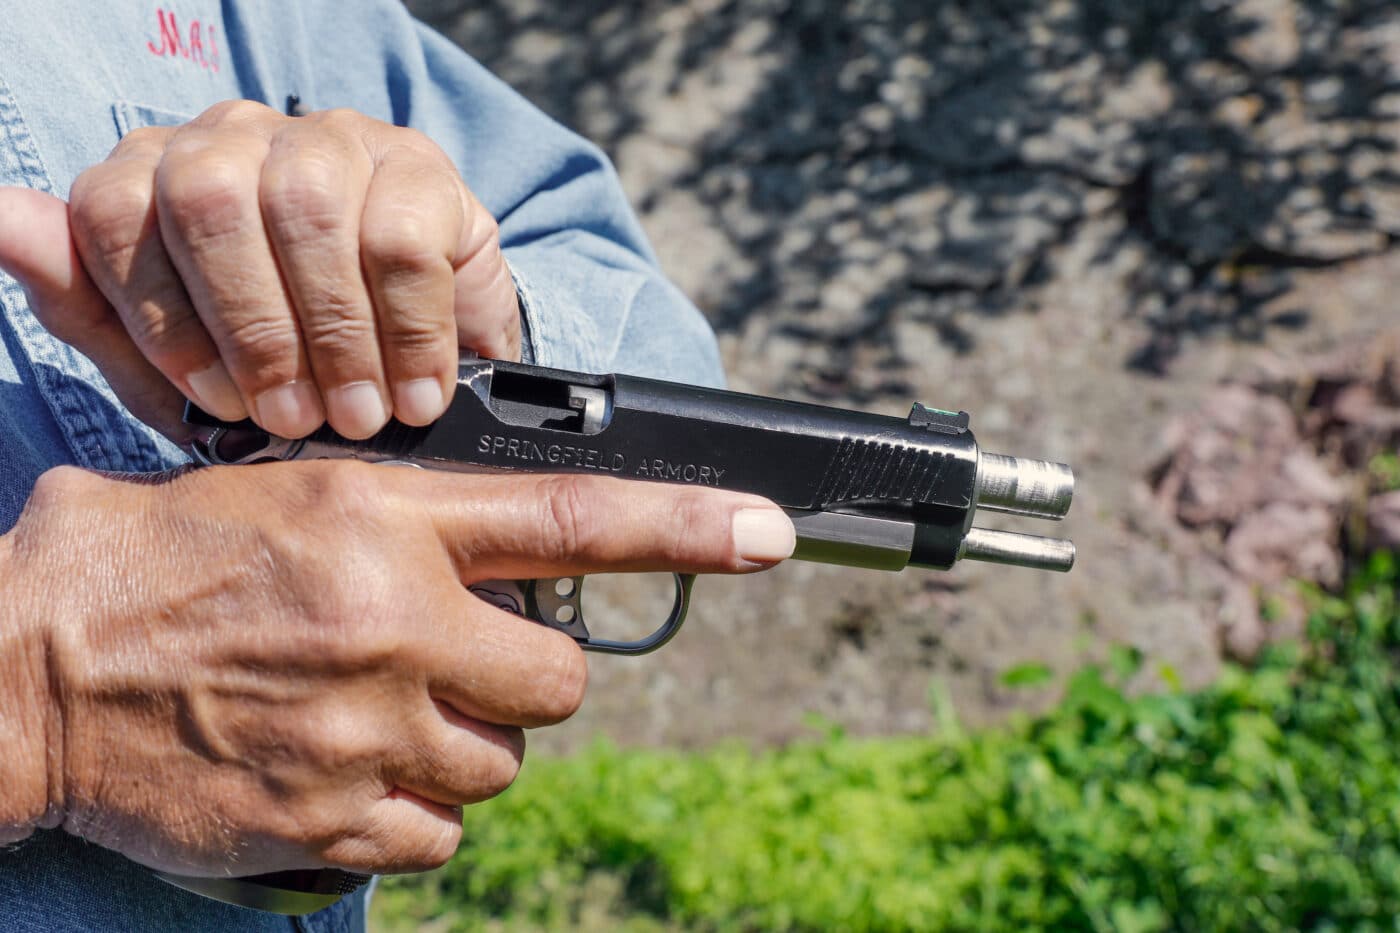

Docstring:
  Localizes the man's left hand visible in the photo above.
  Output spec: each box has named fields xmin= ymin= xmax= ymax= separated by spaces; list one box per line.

xmin=0 ymin=100 xmax=521 ymax=441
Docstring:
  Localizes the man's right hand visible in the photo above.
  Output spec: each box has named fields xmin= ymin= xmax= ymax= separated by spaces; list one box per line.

xmin=0 ymin=461 xmax=795 ymax=876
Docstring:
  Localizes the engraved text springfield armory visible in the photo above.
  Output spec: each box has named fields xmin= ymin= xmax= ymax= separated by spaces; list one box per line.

xmin=477 ymin=433 xmax=624 ymax=471
xmin=476 ymin=433 xmax=726 ymax=486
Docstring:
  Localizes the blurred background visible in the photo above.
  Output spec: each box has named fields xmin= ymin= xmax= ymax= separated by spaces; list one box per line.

xmin=379 ymin=1 xmax=1400 ymax=929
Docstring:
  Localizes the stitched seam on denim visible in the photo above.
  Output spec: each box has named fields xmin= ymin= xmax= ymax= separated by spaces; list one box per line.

xmin=508 ymin=260 xmax=542 ymax=366
xmin=0 ymin=81 xmax=51 ymax=196
xmin=0 ymin=80 xmax=166 ymax=473
xmin=506 ymin=245 xmax=609 ymax=373
xmin=113 ymin=101 xmax=198 ymax=131
xmin=112 ymin=101 xmax=133 ymax=138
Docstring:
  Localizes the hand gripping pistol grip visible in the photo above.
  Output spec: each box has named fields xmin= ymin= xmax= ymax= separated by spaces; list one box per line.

xmin=165 ymin=356 xmax=1077 ymax=914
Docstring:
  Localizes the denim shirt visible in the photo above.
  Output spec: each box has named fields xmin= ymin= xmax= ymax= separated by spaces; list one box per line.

xmin=0 ymin=1 xmax=722 ymax=930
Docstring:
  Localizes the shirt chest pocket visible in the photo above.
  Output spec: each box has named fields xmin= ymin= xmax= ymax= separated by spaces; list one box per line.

xmin=113 ymin=101 xmax=198 ymax=138
xmin=0 ymin=91 xmax=194 ymax=477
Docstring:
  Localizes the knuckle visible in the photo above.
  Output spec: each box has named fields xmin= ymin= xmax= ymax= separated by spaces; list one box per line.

xmin=260 ymin=157 xmax=348 ymax=245
xmin=355 ymin=624 xmax=406 ymax=669
xmin=198 ymin=98 xmax=275 ymax=128
xmin=337 ymin=601 xmax=402 ymax=661
xmin=156 ymin=152 xmax=252 ymax=236
xmin=363 ymin=214 xmax=442 ymax=276
xmin=537 ymin=476 xmax=595 ymax=562
xmin=304 ymin=577 xmax=403 ymax=663
xmin=418 ymin=821 xmax=462 ymax=870
xmin=297 ymin=578 xmax=398 ymax=660
xmin=28 ymin=466 xmax=97 ymax=510
xmin=462 ymin=205 xmax=500 ymax=253
xmin=69 ymin=164 xmax=128 ymax=217
xmin=383 ymin=125 xmax=443 ymax=159
xmin=298 ymin=707 xmax=382 ymax=774
xmin=69 ymin=168 xmax=151 ymax=260
xmin=377 ymin=307 xmax=452 ymax=354
xmin=15 ymin=468 xmax=122 ymax=550
xmin=114 ymin=125 xmax=169 ymax=155
xmin=125 ymin=300 xmax=208 ymax=362
xmin=538 ymin=641 xmax=588 ymax=723
xmin=299 ymin=306 xmax=376 ymax=351
xmin=480 ymin=743 xmax=525 ymax=799
xmin=304 ymin=460 xmax=390 ymax=528
xmin=220 ymin=313 xmax=300 ymax=371
xmin=667 ymin=492 xmax=713 ymax=565
xmin=309 ymin=107 xmax=372 ymax=137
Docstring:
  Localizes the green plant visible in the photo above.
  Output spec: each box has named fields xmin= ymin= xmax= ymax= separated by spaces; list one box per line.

xmin=374 ymin=555 xmax=1400 ymax=932
xmin=1369 ymin=451 xmax=1400 ymax=492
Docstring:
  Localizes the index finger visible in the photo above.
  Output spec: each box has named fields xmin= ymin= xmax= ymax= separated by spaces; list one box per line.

xmin=398 ymin=472 xmax=796 ymax=582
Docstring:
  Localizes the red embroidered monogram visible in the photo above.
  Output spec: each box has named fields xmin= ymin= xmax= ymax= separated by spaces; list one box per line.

xmin=146 ymin=8 xmax=220 ymax=73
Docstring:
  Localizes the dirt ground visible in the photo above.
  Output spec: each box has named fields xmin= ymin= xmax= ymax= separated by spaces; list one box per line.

xmin=405 ymin=0 xmax=1400 ymax=750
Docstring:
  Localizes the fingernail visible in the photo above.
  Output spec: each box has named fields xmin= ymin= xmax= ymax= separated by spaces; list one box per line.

xmin=326 ymin=381 xmax=388 ymax=439
xmin=254 ymin=380 xmax=324 ymax=438
xmin=732 ymin=508 xmax=796 ymax=563
xmin=187 ymin=361 xmax=247 ymax=421
xmin=393 ymin=377 xmax=445 ymax=425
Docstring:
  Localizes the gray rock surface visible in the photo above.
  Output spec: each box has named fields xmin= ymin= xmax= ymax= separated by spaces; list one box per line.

xmin=406 ymin=0 xmax=1400 ymax=749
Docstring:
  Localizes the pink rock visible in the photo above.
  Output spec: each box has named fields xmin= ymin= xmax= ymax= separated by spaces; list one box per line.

xmin=1267 ymin=450 xmax=1347 ymax=508
xmin=1224 ymin=502 xmax=1342 ymax=586
xmin=1220 ymin=582 xmax=1265 ymax=663
xmin=1157 ymin=385 xmax=1302 ymax=527
xmin=1368 ymin=490 xmax=1400 ymax=551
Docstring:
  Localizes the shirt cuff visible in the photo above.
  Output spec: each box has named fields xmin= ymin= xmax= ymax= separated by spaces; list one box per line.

xmin=503 ymin=236 xmax=725 ymax=386
xmin=502 ymin=243 xmax=616 ymax=375
xmin=506 ymin=260 xmax=538 ymax=366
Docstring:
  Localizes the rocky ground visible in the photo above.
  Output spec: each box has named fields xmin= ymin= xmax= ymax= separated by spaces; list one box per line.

xmin=405 ymin=0 xmax=1400 ymax=750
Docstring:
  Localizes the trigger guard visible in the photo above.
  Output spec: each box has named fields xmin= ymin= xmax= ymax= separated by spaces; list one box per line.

xmin=525 ymin=574 xmax=694 ymax=656
xmin=469 ymin=574 xmax=695 ymax=656
xmin=578 ymin=573 xmax=694 ymax=656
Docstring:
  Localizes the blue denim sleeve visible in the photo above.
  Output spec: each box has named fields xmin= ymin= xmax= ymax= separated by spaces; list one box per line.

xmin=301 ymin=1 xmax=724 ymax=386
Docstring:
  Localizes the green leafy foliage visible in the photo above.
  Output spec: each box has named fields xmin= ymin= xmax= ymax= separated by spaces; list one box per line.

xmin=999 ymin=662 xmax=1054 ymax=689
xmin=374 ymin=556 xmax=1400 ymax=932
xmin=1370 ymin=452 xmax=1400 ymax=492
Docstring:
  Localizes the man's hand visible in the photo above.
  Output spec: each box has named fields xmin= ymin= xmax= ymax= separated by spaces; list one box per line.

xmin=0 ymin=462 xmax=795 ymax=875
xmin=0 ymin=100 xmax=519 ymax=441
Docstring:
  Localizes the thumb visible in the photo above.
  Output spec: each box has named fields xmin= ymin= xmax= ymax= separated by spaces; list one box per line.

xmin=0 ymin=188 xmax=109 ymax=343
xmin=0 ymin=187 xmax=189 ymax=441
xmin=451 ymin=185 xmax=521 ymax=362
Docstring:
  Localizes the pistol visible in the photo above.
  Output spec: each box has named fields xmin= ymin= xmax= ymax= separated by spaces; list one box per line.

xmin=164 ymin=355 xmax=1076 ymax=914
xmin=185 ymin=355 xmax=1075 ymax=653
